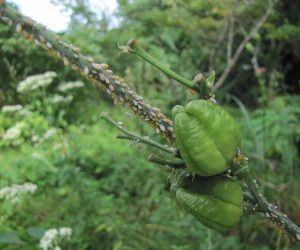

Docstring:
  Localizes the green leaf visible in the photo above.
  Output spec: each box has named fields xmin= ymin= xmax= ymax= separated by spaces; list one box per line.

xmin=112 ymin=241 xmax=123 ymax=250
xmin=27 ymin=227 xmax=46 ymax=239
xmin=0 ymin=232 xmax=25 ymax=245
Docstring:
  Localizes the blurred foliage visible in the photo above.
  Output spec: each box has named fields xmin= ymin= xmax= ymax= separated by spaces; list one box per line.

xmin=0 ymin=0 xmax=300 ymax=249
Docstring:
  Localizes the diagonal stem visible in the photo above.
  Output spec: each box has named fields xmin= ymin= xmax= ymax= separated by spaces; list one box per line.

xmin=0 ymin=2 xmax=174 ymax=141
xmin=100 ymin=112 xmax=175 ymax=154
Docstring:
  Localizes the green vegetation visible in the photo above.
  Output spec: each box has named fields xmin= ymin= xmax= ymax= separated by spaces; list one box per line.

xmin=0 ymin=0 xmax=299 ymax=249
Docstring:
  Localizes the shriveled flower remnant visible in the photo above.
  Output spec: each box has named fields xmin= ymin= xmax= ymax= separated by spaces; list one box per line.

xmin=40 ymin=227 xmax=72 ymax=250
xmin=0 ymin=182 xmax=37 ymax=203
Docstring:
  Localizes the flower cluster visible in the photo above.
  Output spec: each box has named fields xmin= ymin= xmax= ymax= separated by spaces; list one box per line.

xmin=49 ymin=94 xmax=73 ymax=104
xmin=1 ymin=104 xmax=23 ymax=113
xmin=2 ymin=122 xmax=25 ymax=141
xmin=17 ymin=71 xmax=57 ymax=93
xmin=39 ymin=227 xmax=72 ymax=250
xmin=57 ymin=81 xmax=84 ymax=92
xmin=0 ymin=182 xmax=37 ymax=203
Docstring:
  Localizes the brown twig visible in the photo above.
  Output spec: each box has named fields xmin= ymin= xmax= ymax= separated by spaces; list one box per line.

xmin=214 ymin=0 xmax=279 ymax=90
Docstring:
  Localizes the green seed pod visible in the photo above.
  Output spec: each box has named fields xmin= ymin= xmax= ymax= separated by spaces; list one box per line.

xmin=172 ymin=100 xmax=241 ymax=176
xmin=175 ymin=175 xmax=243 ymax=232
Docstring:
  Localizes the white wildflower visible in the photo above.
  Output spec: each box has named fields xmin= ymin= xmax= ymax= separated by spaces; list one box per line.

xmin=18 ymin=108 xmax=32 ymax=116
xmin=40 ymin=227 xmax=72 ymax=250
xmin=17 ymin=71 xmax=57 ymax=93
xmin=0 ymin=182 xmax=37 ymax=203
xmin=42 ymin=128 xmax=57 ymax=141
xmin=49 ymin=94 xmax=73 ymax=104
xmin=57 ymin=81 xmax=84 ymax=92
xmin=59 ymin=228 xmax=72 ymax=238
xmin=1 ymin=105 xmax=23 ymax=113
xmin=31 ymin=135 xmax=40 ymax=143
xmin=2 ymin=122 xmax=25 ymax=140
xmin=31 ymin=151 xmax=43 ymax=160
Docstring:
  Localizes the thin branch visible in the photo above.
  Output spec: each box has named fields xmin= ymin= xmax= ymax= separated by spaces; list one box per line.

xmin=148 ymin=153 xmax=185 ymax=169
xmin=214 ymin=0 xmax=279 ymax=90
xmin=0 ymin=2 xmax=174 ymax=140
xmin=209 ymin=22 xmax=228 ymax=72
xmin=122 ymin=39 xmax=211 ymax=98
xmin=100 ymin=112 xmax=175 ymax=154
xmin=124 ymin=39 xmax=197 ymax=90
xmin=232 ymin=156 xmax=300 ymax=241
xmin=227 ymin=12 xmax=235 ymax=64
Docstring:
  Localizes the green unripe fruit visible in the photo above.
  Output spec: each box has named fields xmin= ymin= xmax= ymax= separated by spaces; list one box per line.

xmin=172 ymin=100 xmax=241 ymax=176
xmin=175 ymin=175 xmax=243 ymax=232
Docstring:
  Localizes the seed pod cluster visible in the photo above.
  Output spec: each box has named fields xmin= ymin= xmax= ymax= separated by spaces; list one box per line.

xmin=172 ymin=100 xmax=243 ymax=231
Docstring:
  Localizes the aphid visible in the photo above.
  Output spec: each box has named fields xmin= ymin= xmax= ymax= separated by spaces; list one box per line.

xmin=87 ymin=57 xmax=94 ymax=63
xmin=99 ymin=73 xmax=106 ymax=81
xmin=63 ymin=57 xmax=69 ymax=66
xmin=106 ymin=69 xmax=113 ymax=75
xmin=83 ymin=66 xmax=89 ymax=75
xmin=16 ymin=23 xmax=22 ymax=33
xmin=150 ymin=111 xmax=156 ymax=118
xmin=72 ymin=46 xmax=80 ymax=53
xmin=112 ymin=75 xmax=120 ymax=80
xmin=26 ymin=34 xmax=34 ymax=42
xmin=39 ymin=35 xmax=46 ymax=43
xmin=1 ymin=17 xmax=11 ymax=24
xmin=24 ymin=19 xmax=33 ymax=27
xmin=71 ymin=65 xmax=78 ymax=71
xmin=109 ymin=84 xmax=114 ymax=91
xmin=105 ymin=78 xmax=110 ymax=84
xmin=98 ymin=83 xmax=105 ymax=92
xmin=46 ymin=42 xmax=53 ymax=49
xmin=113 ymin=97 xmax=119 ymax=105
xmin=167 ymin=127 xmax=173 ymax=132
xmin=100 ymin=63 xmax=109 ymax=69
xmin=92 ymin=63 xmax=103 ymax=70
xmin=153 ymin=107 xmax=161 ymax=113
xmin=159 ymin=124 xmax=166 ymax=132
xmin=34 ymin=39 xmax=40 ymax=45
xmin=119 ymin=96 xmax=124 ymax=103
xmin=106 ymin=88 xmax=111 ymax=95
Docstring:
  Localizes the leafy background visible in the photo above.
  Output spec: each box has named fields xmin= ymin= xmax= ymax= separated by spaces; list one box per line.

xmin=0 ymin=0 xmax=299 ymax=249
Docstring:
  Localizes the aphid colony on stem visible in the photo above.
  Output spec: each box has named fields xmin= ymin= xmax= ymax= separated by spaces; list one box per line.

xmin=0 ymin=3 xmax=174 ymax=141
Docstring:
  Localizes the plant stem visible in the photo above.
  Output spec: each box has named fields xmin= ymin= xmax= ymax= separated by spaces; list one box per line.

xmin=232 ymin=158 xmax=300 ymax=240
xmin=100 ymin=112 xmax=175 ymax=154
xmin=126 ymin=39 xmax=202 ymax=94
xmin=148 ymin=153 xmax=185 ymax=169
xmin=0 ymin=2 xmax=174 ymax=141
